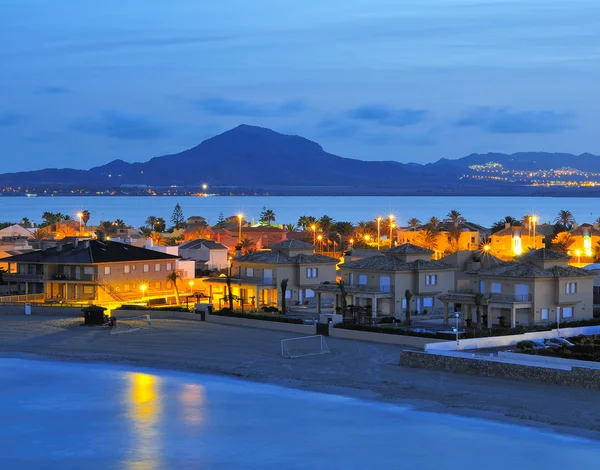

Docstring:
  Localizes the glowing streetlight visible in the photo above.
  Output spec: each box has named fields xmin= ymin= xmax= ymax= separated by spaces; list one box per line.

xmin=483 ymin=244 xmax=490 ymax=252
xmin=349 ymin=238 xmax=354 ymax=245
xmin=77 ymin=212 xmax=83 ymax=235
xmin=388 ymin=215 xmax=394 ymax=247
xmin=376 ymin=216 xmax=382 ymax=250
xmin=237 ymin=213 xmax=243 ymax=243
xmin=189 ymin=280 xmax=194 ymax=292
xmin=202 ymin=183 xmax=208 ymax=191
xmin=311 ymin=224 xmax=317 ymax=245
xmin=531 ymin=215 xmax=538 ymax=249
xmin=140 ymin=284 xmax=147 ymax=299
xmin=317 ymin=234 xmax=323 ymax=253
xmin=576 ymin=249 xmax=581 ymax=267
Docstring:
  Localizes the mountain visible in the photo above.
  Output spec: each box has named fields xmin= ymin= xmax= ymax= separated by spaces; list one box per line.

xmin=1 ymin=124 xmax=599 ymax=195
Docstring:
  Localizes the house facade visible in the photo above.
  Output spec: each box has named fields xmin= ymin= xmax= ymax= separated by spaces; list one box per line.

xmin=439 ymin=248 xmax=595 ymax=327
xmin=489 ymin=224 xmax=545 ymax=260
xmin=2 ymin=239 xmax=180 ymax=304
xmin=319 ymin=243 xmax=458 ymax=318
xmin=201 ymin=240 xmax=338 ymax=310
xmin=178 ymin=239 xmax=229 ymax=270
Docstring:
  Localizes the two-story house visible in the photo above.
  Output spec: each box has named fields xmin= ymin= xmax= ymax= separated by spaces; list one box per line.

xmin=178 ymin=239 xmax=229 ymax=271
xmin=2 ymin=239 xmax=180 ymax=304
xmin=439 ymin=248 xmax=595 ymax=327
xmin=489 ymin=224 xmax=545 ymax=260
xmin=398 ymin=222 xmax=485 ymax=259
xmin=565 ymin=223 xmax=600 ymax=266
xmin=318 ymin=243 xmax=458 ymax=318
xmin=201 ymin=240 xmax=338 ymax=310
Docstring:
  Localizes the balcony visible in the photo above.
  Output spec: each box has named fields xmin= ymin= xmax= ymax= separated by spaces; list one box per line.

xmin=490 ymin=293 xmax=532 ymax=303
xmin=3 ymin=273 xmax=43 ymax=281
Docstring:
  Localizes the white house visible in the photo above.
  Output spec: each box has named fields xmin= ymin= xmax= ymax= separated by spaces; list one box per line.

xmin=0 ymin=224 xmax=34 ymax=239
xmin=178 ymin=239 xmax=229 ymax=270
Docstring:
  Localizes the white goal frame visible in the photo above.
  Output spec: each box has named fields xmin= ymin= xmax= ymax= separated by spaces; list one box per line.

xmin=109 ymin=314 xmax=152 ymax=335
xmin=281 ymin=335 xmax=330 ymax=358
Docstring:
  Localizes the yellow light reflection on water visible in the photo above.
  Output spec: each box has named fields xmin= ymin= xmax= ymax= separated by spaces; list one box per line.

xmin=125 ymin=372 xmax=162 ymax=470
xmin=178 ymin=384 xmax=206 ymax=427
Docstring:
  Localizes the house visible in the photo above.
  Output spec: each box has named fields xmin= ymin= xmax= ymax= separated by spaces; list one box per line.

xmin=201 ymin=239 xmax=338 ymax=310
xmin=319 ymin=243 xmax=458 ymax=318
xmin=178 ymin=239 xmax=229 ymax=270
xmin=489 ymin=223 xmax=545 ymax=260
xmin=2 ymin=238 xmax=180 ymax=304
xmin=565 ymin=223 xmax=600 ymax=266
xmin=213 ymin=226 xmax=287 ymax=251
xmin=0 ymin=224 xmax=33 ymax=239
xmin=397 ymin=221 xmax=485 ymax=259
xmin=439 ymin=248 xmax=595 ymax=328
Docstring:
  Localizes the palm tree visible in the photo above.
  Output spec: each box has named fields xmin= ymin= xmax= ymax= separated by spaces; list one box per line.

xmin=491 ymin=215 xmax=521 ymax=234
xmin=426 ymin=216 xmax=441 ymax=231
xmin=407 ymin=218 xmax=421 ymax=230
xmin=150 ymin=232 xmax=165 ymax=246
xmin=259 ymin=207 xmax=276 ymax=226
xmin=98 ymin=221 xmax=118 ymax=236
xmin=297 ymin=215 xmax=317 ymax=230
xmin=280 ymin=278 xmax=288 ymax=314
xmin=318 ymin=215 xmax=334 ymax=232
xmin=81 ymin=210 xmax=91 ymax=226
xmin=447 ymin=209 xmax=462 ymax=226
xmin=32 ymin=228 xmax=49 ymax=240
xmin=114 ymin=218 xmax=126 ymax=229
xmin=166 ymin=271 xmax=181 ymax=305
xmin=474 ymin=292 xmax=484 ymax=329
xmin=555 ymin=210 xmax=575 ymax=231
xmin=337 ymin=280 xmax=348 ymax=314
xmin=404 ymin=289 xmax=413 ymax=326
xmin=57 ymin=225 xmax=77 ymax=237
xmin=139 ymin=227 xmax=152 ymax=238
xmin=20 ymin=217 xmax=31 ymax=227
xmin=239 ymin=236 xmax=256 ymax=255
xmin=551 ymin=232 xmax=575 ymax=253
xmin=415 ymin=228 xmax=438 ymax=250
xmin=283 ymin=223 xmax=298 ymax=232
xmin=145 ymin=216 xmax=158 ymax=228
xmin=154 ymin=217 xmax=166 ymax=233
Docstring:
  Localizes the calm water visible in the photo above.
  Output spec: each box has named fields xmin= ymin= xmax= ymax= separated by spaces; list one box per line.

xmin=0 ymin=195 xmax=599 ymax=228
xmin=0 ymin=358 xmax=598 ymax=469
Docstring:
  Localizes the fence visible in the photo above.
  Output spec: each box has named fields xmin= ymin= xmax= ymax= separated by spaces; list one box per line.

xmin=0 ymin=293 xmax=45 ymax=303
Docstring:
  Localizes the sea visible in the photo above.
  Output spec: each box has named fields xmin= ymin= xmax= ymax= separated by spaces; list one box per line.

xmin=0 ymin=358 xmax=598 ymax=469
xmin=0 ymin=195 xmax=599 ymax=229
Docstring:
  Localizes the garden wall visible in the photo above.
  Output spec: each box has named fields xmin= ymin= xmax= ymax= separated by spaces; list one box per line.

xmin=0 ymin=304 xmax=83 ymax=317
xmin=399 ymin=350 xmax=600 ymax=390
xmin=330 ymin=327 xmax=445 ymax=348
xmin=205 ymin=313 xmax=315 ymax=334
xmin=425 ymin=325 xmax=600 ymax=352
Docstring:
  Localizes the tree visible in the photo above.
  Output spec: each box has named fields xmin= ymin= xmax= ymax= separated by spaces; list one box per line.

xmin=32 ymin=228 xmax=49 ymax=240
xmin=331 ymin=221 xmax=354 ymax=237
xmin=337 ymin=280 xmax=348 ymax=314
xmin=114 ymin=219 xmax=126 ymax=229
xmin=150 ymin=232 xmax=165 ymax=246
xmin=491 ymin=216 xmax=521 ymax=234
xmin=447 ymin=209 xmax=462 ymax=226
xmin=57 ymin=225 xmax=77 ymax=238
xmin=41 ymin=212 xmax=63 ymax=226
xmin=171 ymin=203 xmax=185 ymax=230
xmin=166 ymin=270 xmax=181 ymax=305
xmin=318 ymin=215 xmax=334 ymax=232
xmin=426 ymin=216 xmax=440 ymax=231
xmin=63 ymin=215 xmax=72 ymax=221
xmin=415 ymin=228 xmax=438 ymax=250
xmin=81 ymin=210 xmax=91 ymax=227
xmin=474 ymin=292 xmax=484 ymax=329
xmin=98 ymin=221 xmax=118 ymax=236
xmin=404 ymin=289 xmax=413 ymax=326
xmin=20 ymin=217 xmax=31 ymax=227
xmin=552 ymin=232 xmax=575 ymax=253
xmin=283 ymin=223 xmax=298 ymax=232
xmin=239 ymin=236 xmax=256 ymax=255
xmin=145 ymin=216 xmax=158 ymax=228
xmin=259 ymin=206 xmax=276 ymax=226
xmin=139 ymin=227 xmax=152 ymax=238
xmin=154 ymin=217 xmax=166 ymax=233
xmin=280 ymin=278 xmax=289 ymax=314
xmin=297 ymin=215 xmax=317 ymax=230
xmin=226 ymin=266 xmax=234 ymax=310
xmin=407 ymin=218 xmax=421 ymax=230
xmin=554 ymin=210 xmax=575 ymax=231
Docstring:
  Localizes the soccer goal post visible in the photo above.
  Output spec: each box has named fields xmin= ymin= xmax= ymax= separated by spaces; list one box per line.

xmin=281 ymin=335 xmax=330 ymax=358
xmin=110 ymin=314 xmax=152 ymax=335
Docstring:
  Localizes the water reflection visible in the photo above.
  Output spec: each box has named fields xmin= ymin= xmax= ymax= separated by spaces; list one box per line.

xmin=178 ymin=384 xmax=206 ymax=428
xmin=125 ymin=372 xmax=162 ymax=470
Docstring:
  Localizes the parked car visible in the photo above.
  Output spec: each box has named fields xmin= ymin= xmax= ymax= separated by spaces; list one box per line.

xmin=544 ymin=337 xmax=574 ymax=348
xmin=516 ymin=340 xmax=549 ymax=351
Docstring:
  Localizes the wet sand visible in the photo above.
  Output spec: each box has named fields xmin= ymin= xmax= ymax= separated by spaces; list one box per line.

xmin=1 ymin=314 xmax=599 ymax=440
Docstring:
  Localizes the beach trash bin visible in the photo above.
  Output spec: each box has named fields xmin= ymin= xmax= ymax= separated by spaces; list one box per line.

xmin=82 ymin=305 xmax=107 ymax=325
xmin=25 ymin=304 xmax=31 ymax=315
xmin=206 ymin=304 xmax=213 ymax=315
xmin=316 ymin=322 xmax=330 ymax=336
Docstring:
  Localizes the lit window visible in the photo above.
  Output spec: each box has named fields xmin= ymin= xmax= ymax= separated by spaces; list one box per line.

xmin=124 ymin=266 xmax=130 ymax=274
xmin=155 ymin=282 xmax=161 ymax=289
xmin=143 ymin=264 xmax=149 ymax=273
xmin=423 ymin=297 xmax=433 ymax=307
xmin=155 ymin=264 xmax=161 ymax=272
xmin=306 ymin=268 xmax=319 ymax=278
xmin=562 ymin=307 xmax=573 ymax=318
xmin=104 ymin=267 xmax=111 ymax=275
xmin=246 ymin=267 xmax=254 ymax=277
xmin=541 ymin=308 xmax=549 ymax=320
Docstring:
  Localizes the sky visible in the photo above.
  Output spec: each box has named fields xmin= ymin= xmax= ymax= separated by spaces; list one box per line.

xmin=1 ymin=0 xmax=600 ymax=172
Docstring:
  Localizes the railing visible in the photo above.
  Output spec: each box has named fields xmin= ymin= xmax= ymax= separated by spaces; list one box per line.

xmin=449 ymin=288 xmax=474 ymax=294
xmin=3 ymin=273 xmax=44 ymax=281
xmin=490 ymin=293 xmax=532 ymax=302
xmin=96 ymin=283 xmax=125 ymax=302
xmin=0 ymin=293 xmax=45 ymax=303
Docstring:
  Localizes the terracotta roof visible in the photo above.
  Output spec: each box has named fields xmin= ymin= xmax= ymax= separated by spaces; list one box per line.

xmin=474 ymin=262 xmax=594 ymax=279
xmin=342 ymin=256 xmax=456 ymax=271
xmin=383 ymin=243 xmax=433 ymax=255
xmin=519 ymin=248 xmax=569 ymax=261
xmin=4 ymin=240 xmax=180 ymax=264
xmin=235 ymin=251 xmax=338 ymax=265
xmin=268 ymin=239 xmax=315 ymax=250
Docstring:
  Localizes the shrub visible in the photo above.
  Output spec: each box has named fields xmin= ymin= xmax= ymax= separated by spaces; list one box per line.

xmin=212 ymin=309 xmax=303 ymax=324
xmin=119 ymin=304 xmax=191 ymax=313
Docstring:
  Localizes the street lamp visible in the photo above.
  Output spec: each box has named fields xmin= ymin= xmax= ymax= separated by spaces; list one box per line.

xmin=317 ymin=234 xmax=323 ymax=253
xmin=377 ymin=216 xmax=382 ymax=250
xmin=237 ymin=213 xmax=243 ymax=243
xmin=189 ymin=280 xmax=194 ymax=293
xmin=576 ymin=249 xmax=581 ymax=267
xmin=77 ymin=212 xmax=83 ymax=235
xmin=531 ymin=216 xmax=538 ymax=249
xmin=140 ymin=284 xmax=147 ymax=300
xmin=454 ymin=312 xmax=461 ymax=347
xmin=311 ymin=224 xmax=317 ymax=245
xmin=388 ymin=215 xmax=394 ymax=247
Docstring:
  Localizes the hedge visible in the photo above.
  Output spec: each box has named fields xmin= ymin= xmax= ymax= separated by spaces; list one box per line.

xmin=212 ymin=309 xmax=304 ymax=324
xmin=119 ymin=304 xmax=192 ymax=313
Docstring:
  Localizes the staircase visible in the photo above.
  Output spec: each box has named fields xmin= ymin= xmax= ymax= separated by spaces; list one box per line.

xmin=96 ymin=283 xmax=126 ymax=302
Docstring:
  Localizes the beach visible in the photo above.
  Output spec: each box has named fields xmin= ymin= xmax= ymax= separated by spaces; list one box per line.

xmin=1 ymin=314 xmax=599 ymax=440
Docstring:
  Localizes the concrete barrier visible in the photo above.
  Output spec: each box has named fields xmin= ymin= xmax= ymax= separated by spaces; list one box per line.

xmin=0 ymin=304 xmax=83 ymax=317
xmin=205 ymin=313 xmax=315 ymax=334
xmin=330 ymin=327 xmax=445 ymax=348
xmin=425 ymin=325 xmax=600 ymax=352
xmin=111 ymin=309 xmax=202 ymax=321
xmin=399 ymin=349 xmax=600 ymax=390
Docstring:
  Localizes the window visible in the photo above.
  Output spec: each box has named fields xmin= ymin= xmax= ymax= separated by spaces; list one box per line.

xmin=306 ymin=268 xmax=319 ymax=278
xmin=562 ymin=307 xmax=573 ymax=318
xmin=124 ymin=284 xmax=131 ymax=292
xmin=263 ymin=269 xmax=273 ymax=283
xmin=155 ymin=264 xmax=161 ymax=272
xmin=479 ymin=281 xmax=485 ymax=293
xmin=491 ymin=282 xmax=502 ymax=294
xmin=83 ymin=286 xmax=94 ymax=295
xmin=124 ymin=265 xmax=130 ymax=274
xmin=471 ymin=237 xmax=475 ymax=243
xmin=425 ymin=274 xmax=437 ymax=286
xmin=143 ymin=264 xmax=149 ymax=273
xmin=379 ymin=275 xmax=391 ymax=292
xmin=565 ymin=282 xmax=577 ymax=294
xmin=423 ymin=297 xmax=434 ymax=307
xmin=285 ymin=289 xmax=292 ymax=299
xmin=84 ymin=267 xmax=94 ymax=276
xmin=349 ymin=273 xmax=354 ymax=285
xmin=358 ymin=274 xmax=368 ymax=285
xmin=541 ymin=308 xmax=549 ymax=320
xmin=245 ymin=267 xmax=254 ymax=277
xmin=166 ymin=263 xmax=172 ymax=271
xmin=104 ymin=266 xmax=111 ymax=275
xmin=402 ymin=298 xmax=407 ymax=309
xmin=155 ymin=282 xmax=161 ymax=289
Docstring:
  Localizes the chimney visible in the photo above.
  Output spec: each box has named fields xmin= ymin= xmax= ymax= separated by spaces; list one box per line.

xmin=73 ymin=238 xmax=79 ymax=248
xmin=84 ymin=240 xmax=90 ymax=249
xmin=505 ymin=222 xmax=511 ymax=229
xmin=96 ymin=231 xmax=106 ymax=242
xmin=234 ymin=244 xmax=243 ymax=259
xmin=56 ymin=243 xmax=62 ymax=252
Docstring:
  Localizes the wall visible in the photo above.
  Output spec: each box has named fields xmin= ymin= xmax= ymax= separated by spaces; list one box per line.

xmin=205 ymin=312 xmax=315 ymax=334
xmin=0 ymin=304 xmax=83 ymax=316
xmin=330 ymin=327 xmax=444 ymax=348
xmin=399 ymin=349 xmax=600 ymax=390
xmin=425 ymin=325 xmax=600 ymax=352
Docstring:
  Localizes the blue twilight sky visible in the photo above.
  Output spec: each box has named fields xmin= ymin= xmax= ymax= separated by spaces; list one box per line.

xmin=1 ymin=0 xmax=599 ymax=173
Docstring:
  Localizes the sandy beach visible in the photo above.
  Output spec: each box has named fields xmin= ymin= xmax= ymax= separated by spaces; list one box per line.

xmin=1 ymin=314 xmax=599 ymax=440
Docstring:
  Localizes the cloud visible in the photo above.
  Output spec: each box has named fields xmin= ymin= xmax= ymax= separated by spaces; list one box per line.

xmin=36 ymin=86 xmax=72 ymax=94
xmin=347 ymin=105 xmax=429 ymax=127
xmin=193 ymin=98 xmax=306 ymax=117
xmin=456 ymin=107 xmax=572 ymax=134
xmin=0 ymin=111 xmax=23 ymax=127
xmin=72 ymin=110 xmax=169 ymax=140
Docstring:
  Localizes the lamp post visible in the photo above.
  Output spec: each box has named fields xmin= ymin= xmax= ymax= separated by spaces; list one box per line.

xmin=454 ymin=312 xmax=461 ymax=347
xmin=311 ymin=224 xmax=317 ymax=245
xmin=237 ymin=213 xmax=243 ymax=243
xmin=202 ymin=183 xmax=208 ymax=195
xmin=77 ymin=212 xmax=83 ymax=236
xmin=317 ymin=234 xmax=323 ymax=254
xmin=140 ymin=284 xmax=147 ymax=301
xmin=532 ymin=216 xmax=538 ymax=249
xmin=556 ymin=306 xmax=561 ymax=337
xmin=388 ymin=215 xmax=394 ymax=247
xmin=576 ymin=249 xmax=581 ymax=267
xmin=377 ymin=216 xmax=382 ymax=250
xmin=364 ymin=234 xmax=371 ymax=247
xmin=189 ymin=280 xmax=194 ymax=293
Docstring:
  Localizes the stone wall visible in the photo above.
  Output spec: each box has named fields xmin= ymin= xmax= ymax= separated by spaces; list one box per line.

xmin=0 ymin=305 xmax=83 ymax=317
xmin=330 ymin=327 xmax=444 ymax=348
xmin=399 ymin=350 xmax=600 ymax=390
